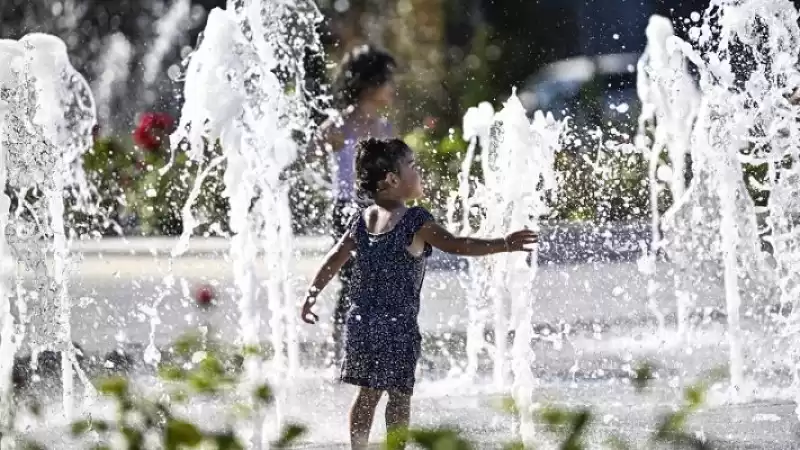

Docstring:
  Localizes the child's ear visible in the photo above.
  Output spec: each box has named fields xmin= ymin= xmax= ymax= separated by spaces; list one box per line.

xmin=377 ymin=175 xmax=393 ymax=192
xmin=386 ymin=172 xmax=400 ymax=187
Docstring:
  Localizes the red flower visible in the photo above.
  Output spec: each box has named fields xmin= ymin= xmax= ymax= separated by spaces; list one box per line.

xmin=423 ymin=116 xmax=438 ymax=130
xmin=133 ymin=112 xmax=174 ymax=152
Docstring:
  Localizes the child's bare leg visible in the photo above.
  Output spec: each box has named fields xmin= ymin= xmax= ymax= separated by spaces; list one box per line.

xmin=350 ymin=387 xmax=382 ymax=449
xmin=386 ymin=390 xmax=412 ymax=443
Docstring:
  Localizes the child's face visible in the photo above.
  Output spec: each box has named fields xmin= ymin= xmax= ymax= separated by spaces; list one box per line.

xmin=395 ymin=151 xmax=423 ymax=200
xmin=365 ymin=80 xmax=395 ymax=109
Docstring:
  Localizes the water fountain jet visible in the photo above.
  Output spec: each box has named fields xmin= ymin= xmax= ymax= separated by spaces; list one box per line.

xmin=636 ymin=15 xmax=701 ymax=339
xmin=644 ymin=2 xmax=791 ymax=398
xmin=0 ymin=33 xmax=98 ymax=422
xmin=451 ymin=92 xmax=566 ymax=444
xmin=169 ymin=0 xmax=323 ymax=445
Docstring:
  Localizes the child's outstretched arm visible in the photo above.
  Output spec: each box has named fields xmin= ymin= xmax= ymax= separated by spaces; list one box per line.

xmin=300 ymin=233 xmax=356 ymax=324
xmin=416 ymin=220 xmax=537 ymax=256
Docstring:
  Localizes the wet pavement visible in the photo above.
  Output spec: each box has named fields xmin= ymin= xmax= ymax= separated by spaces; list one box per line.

xmin=6 ymin=232 xmax=797 ymax=448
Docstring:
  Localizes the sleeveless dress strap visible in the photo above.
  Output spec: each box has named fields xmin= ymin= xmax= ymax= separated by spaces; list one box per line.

xmin=347 ymin=208 xmax=363 ymax=239
xmin=403 ymin=206 xmax=435 ymax=257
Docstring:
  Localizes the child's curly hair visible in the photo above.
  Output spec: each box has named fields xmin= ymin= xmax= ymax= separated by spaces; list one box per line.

xmin=355 ymin=138 xmax=411 ymax=198
xmin=332 ymin=44 xmax=396 ymax=110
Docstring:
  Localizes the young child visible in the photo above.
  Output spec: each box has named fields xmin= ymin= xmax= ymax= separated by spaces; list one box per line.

xmin=314 ymin=45 xmax=397 ymax=369
xmin=300 ymin=138 xmax=537 ymax=449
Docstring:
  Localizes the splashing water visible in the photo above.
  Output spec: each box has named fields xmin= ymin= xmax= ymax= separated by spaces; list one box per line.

xmin=449 ymin=101 xmax=495 ymax=381
xmin=141 ymin=0 xmax=192 ymax=90
xmin=0 ymin=38 xmax=24 ymax=439
xmin=0 ymin=33 xmax=97 ymax=423
xmin=170 ymin=0 xmax=322 ymax=445
xmin=501 ymin=102 xmax=563 ymax=444
xmin=92 ymin=33 xmax=133 ymax=131
xmin=642 ymin=1 xmax=794 ymax=398
xmin=448 ymin=0 xmax=800 ymax=431
xmin=12 ymin=0 xmax=800 ymax=444
xmin=636 ymin=15 xmax=701 ymax=338
xmin=451 ymin=92 xmax=566 ymax=443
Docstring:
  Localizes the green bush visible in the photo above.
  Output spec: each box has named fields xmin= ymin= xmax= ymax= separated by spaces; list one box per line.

xmin=405 ymin=126 xmax=470 ymax=215
xmin=79 ymin=124 xmax=665 ymax=235
xmin=552 ymin=147 xmax=651 ymax=223
xmin=127 ymin=142 xmax=229 ymax=237
xmin=404 ymin=122 xmax=653 ymax=224
xmin=81 ymin=132 xmax=336 ymax=237
xmin=80 ymin=135 xmax=229 ymax=236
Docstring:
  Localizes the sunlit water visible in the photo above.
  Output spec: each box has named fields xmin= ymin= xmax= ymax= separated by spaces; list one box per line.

xmin=6 ymin=0 xmax=800 ymax=447
xmin=165 ymin=0 xmax=324 ymax=445
xmin=446 ymin=93 xmax=565 ymax=445
xmin=0 ymin=33 xmax=98 ymax=432
xmin=643 ymin=0 xmax=796 ymax=401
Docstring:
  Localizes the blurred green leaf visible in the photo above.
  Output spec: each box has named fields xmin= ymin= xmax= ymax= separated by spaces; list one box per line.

xmin=198 ymin=354 xmax=225 ymax=376
xmin=174 ymin=333 xmax=203 ymax=356
xmin=633 ymin=363 xmax=654 ymax=392
xmin=21 ymin=440 xmax=47 ymax=450
xmin=28 ymin=400 xmax=42 ymax=417
xmin=655 ymin=411 xmax=688 ymax=439
xmin=496 ymin=396 xmax=519 ymax=414
xmin=385 ymin=427 xmax=408 ymax=450
xmin=98 ymin=377 xmax=128 ymax=398
xmin=121 ymin=426 xmax=143 ymax=448
xmin=70 ymin=420 xmax=92 ymax=436
xmin=684 ymin=385 xmax=705 ymax=409
xmin=539 ymin=406 xmax=591 ymax=450
xmin=213 ymin=431 xmax=245 ymax=450
xmin=605 ymin=435 xmax=632 ymax=450
xmin=187 ymin=372 xmax=217 ymax=393
xmin=170 ymin=389 xmax=189 ymax=403
xmin=242 ymin=345 xmax=263 ymax=356
xmin=562 ymin=409 xmax=591 ymax=450
xmin=254 ymin=384 xmax=273 ymax=404
xmin=540 ymin=406 xmax=570 ymax=429
xmin=406 ymin=428 xmax=473 ymax=450
xmin=165 ymin=419 xmax=203 ymax=449
xmin=273 ymin=423 xmax=307 ymax=449
xmin=159 ymin=365 xmax=186 ymax=381
xmin=437 ymin=130 xmax=468 ymax=157
xmin=404 ymin=129 xmax=431 ymax=154
xmin=119 ymin=398 xmax=135 ymax=413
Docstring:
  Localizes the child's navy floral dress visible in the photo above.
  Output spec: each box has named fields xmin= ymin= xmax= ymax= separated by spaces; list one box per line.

xmin=340 ymin=206 xmax=434 ymax=394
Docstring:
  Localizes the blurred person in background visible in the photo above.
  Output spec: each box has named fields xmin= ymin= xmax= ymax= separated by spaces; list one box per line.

xmin=312 ymin=44 xmax=398 ymax=371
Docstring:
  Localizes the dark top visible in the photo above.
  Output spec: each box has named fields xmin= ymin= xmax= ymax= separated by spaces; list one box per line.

xmin=339 ymin=206 xmax=434 ymax=394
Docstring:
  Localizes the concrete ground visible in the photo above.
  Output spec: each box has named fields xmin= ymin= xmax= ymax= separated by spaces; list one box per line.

xmin=23 ymin=233 xmax=743 ymax=353
xmin=6 ymin=233 xmax=797 ymax=448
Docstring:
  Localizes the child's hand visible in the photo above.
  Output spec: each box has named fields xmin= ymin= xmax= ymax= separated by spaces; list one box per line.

xmin=504 ymin=229 xmax=538 ymax=252
xmin=301 ymin=297 xmax=319 ymax=324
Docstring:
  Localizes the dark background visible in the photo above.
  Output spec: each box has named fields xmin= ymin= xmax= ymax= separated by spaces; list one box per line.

xmin=0 ymin=0 xmax=729 ymax=132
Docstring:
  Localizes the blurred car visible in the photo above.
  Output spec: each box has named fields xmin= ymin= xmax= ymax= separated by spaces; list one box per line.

xmin=518 ymin=53 xmax=641 ymax=139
